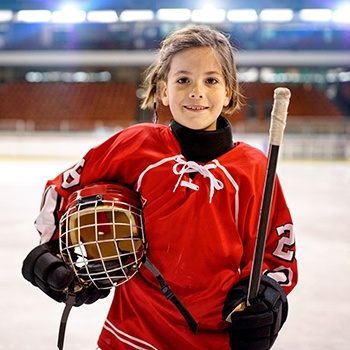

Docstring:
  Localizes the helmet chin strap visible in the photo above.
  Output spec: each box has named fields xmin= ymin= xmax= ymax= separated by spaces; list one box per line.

xmin=57 ymin=257 xmax=198 ymax=350
xmin=142 ymin=258 xmax=198 ymax=336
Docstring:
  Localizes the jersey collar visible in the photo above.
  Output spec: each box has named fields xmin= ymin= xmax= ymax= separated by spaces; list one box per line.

xmin=170 ymin=116 xmax=234 ymax=163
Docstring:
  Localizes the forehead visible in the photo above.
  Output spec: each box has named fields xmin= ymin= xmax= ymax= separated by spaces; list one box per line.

xmin=168 ymin=47 xmax=223 ymax=75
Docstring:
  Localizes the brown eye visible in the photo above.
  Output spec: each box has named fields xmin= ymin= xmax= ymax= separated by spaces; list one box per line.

xmin=177 ymin=78 xmax=189 ymax=84
xmin=206 ymin=78 xmax=218 ymax=84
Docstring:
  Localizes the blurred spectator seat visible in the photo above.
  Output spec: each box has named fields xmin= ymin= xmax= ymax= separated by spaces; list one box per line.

xmin=0 ymin=81 xmax=138 ymax=131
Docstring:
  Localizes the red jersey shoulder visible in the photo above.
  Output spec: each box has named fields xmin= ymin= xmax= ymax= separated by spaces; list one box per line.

xmin=213 ymin=141 xmax=269 ymax=196
xmin=233 ymin=141 xmax=267 ymax=160
xmin=223 ymin=141 xmax=268 ymax=173
xmin=119 ymin=122 xmax=170 ymax=139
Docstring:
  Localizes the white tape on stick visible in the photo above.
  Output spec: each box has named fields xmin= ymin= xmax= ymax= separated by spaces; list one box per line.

xmin=269 ymin=87 xmax=291 ymax=146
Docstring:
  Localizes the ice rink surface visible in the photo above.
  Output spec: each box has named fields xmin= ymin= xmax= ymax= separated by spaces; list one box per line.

xmin=1 ymin=151 xmax=350 ymax=349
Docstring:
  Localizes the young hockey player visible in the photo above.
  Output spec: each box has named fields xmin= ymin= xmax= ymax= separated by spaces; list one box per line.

xmin=22 ymin=26 xmax=298 ymax=350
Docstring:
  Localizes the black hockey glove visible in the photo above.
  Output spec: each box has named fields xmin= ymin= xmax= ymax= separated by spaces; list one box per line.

xmin=22 ymin=241 xmax=109 ymax=306
xmin=222 ymin=275 xmax=288 ymax=350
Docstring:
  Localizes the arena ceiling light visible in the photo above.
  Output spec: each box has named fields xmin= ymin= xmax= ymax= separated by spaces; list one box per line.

xmin=119 ymin=10 xmax=154 ymax=22
xmin=157 ymin=8 xmax=191 ymax=22
xmin=0 ymin=10 xmax=13 ymax=22
xmin=260 ymin=9 xmax=294 ymax=22
xmin=333 ymin=4 xmax=350 ymax=23
xmin=227 ymin=9 xmax=258 ymax=22
xmin=299 ymin=9 xmax=333 ymax=22
xmin=52 ymin=5 xmax=86 ymax=23
xmin=87 ymin=10 xmax=118 ymax=23
xmin=191 ymin=5 xmax=226 ymax=23
xmin=16 ymin=10 xmax=51 ymax=23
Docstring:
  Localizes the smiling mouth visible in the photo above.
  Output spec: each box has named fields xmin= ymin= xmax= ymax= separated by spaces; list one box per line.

xmin=184 ymin=105 xmax=208 ymax=111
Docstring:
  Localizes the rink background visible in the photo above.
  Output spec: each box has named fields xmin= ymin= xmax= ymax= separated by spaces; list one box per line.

xmin=1 ymin=133 xmax=350 ymax=349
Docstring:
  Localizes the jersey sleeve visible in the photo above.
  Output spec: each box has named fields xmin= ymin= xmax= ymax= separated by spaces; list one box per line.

xmin=34 ymin=125 xmax=154 ymax=243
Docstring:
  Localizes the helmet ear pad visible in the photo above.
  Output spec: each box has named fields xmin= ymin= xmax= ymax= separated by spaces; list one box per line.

xmin=59 ymin=182 xmax=146 ymax=290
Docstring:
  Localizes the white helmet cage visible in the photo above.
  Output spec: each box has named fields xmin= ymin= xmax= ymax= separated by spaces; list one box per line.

xmin=59 ymin=183 xmax=146 ymax=290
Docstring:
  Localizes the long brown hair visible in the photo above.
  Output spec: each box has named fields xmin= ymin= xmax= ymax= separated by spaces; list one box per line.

xmin=141 ymin=26 xmax=241 ymax=115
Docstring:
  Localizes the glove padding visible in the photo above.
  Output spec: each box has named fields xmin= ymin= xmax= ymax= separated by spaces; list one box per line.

xmin=22 ymin=241 xmax=109 ymax=306
xmin=222 ymin=275 xmax=288 ymax=350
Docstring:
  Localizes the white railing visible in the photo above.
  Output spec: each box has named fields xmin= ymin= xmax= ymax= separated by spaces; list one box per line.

xmin=1 ymin=118 xmax=349 ymax=160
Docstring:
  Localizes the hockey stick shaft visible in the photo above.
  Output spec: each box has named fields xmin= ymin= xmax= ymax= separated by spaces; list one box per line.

xmin=247 ymin=87 xmax=291 ymax=303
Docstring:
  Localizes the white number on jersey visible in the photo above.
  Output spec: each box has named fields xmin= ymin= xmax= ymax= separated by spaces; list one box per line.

xmin=272 ymin=223 xmax=295 ymax=262
xmin=61 ymin=158 xmax=85 ymax=189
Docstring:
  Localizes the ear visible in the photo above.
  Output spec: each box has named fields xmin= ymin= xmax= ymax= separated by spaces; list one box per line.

xmin=159 ymin=81 xmax=169 ymax=106
xmin=223 ymin=87 xmax=231 ymax=107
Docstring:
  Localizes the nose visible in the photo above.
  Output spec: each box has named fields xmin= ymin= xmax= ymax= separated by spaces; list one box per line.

xmin=190 ymin=83 xmax=203 ymax=99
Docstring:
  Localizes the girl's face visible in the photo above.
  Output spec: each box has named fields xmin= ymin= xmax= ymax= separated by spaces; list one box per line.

xmin=160 ymin=47 xmax=230 ymax=131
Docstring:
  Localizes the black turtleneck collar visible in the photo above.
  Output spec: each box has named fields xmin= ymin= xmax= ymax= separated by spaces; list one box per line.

xmin=170 ymin=116 xmax=234 ymax=163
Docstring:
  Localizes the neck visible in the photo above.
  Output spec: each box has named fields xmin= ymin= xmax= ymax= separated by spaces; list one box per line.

xmin=170 ymin=116 xmax=234 ymax=163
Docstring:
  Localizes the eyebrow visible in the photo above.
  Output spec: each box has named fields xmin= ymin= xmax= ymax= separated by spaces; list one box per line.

xmin=173 ymin=70 xmax=222 ymax=76
xmin=173 ymin=70 xmax=190 ymax=76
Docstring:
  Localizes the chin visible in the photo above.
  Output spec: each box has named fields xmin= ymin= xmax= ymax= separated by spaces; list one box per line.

xmin=176 ymin=118 xmax=217 ymax=131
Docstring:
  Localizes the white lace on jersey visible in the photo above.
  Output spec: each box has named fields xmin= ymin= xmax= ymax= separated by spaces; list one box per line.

xmin=172 ymin=156 xmax=224 ymax=203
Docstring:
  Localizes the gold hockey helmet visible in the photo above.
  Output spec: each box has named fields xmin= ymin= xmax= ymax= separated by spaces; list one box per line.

xmin=59 ymin=182 xmax=146 ymax=290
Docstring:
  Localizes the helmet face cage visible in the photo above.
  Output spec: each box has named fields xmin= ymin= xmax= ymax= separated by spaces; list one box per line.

xmin=59 ymin=183 xmax=146 ymax=290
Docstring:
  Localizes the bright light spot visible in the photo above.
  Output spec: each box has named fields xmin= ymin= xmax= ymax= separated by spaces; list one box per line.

xmin=339 ymin=71 xmax=350 ymax=82
xmin=72 ymin=71 xmax=90 ymax=82
xmin=61 ymin=4 xmax=78 ymax=12
xmin=25 ymin=71 xmax=112 ymax=83
xmin=333 ymin=4 xmax=350 ymax=23
xmin=16 ymin=10 xmax=51 ymax=23
xmin=98 ymin=71 xmax=112 ymax=82
xmin=52 ymin=6 xmax=86 ymax=23
xmin=260 ymin=9 xmax=294 ymax=22
xmin=202 ymin=4 xmax=216 ymax=12
xmin=157 ymin=8 xmax=191 ymax=22
xmin=136 ymin=88 xmax=144 ymax=99
xmin=227 ymin=9 xmax=258 ymax=22
xmin=191 ymin=6 xmax=226 ymax=23
xmin=0 ymin=10 xmax=13 ymax=22
xmin=119 ymin=10 xmax=154 ymax=22
xmin=25 ymin=72 xmax=44 ymax=82
xmin=326 ymin=70 xmax=338 ymax=83
xmin=238 ymin=68 xmax=259 ymax=82
xmin=87 ymin=10 xmax=118 ymax=23
xmin=299 ymin=9 xmax=333 ymax=22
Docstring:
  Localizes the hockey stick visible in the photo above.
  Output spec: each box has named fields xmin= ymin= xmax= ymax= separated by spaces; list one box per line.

xmin=246 ymin=87 xmax=291 ymax=304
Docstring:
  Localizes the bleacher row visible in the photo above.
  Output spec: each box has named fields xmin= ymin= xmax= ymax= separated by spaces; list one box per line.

xmin=0 ymin=81 xmax=346 ymax=132
xmin=0 ymin=81 xmax=138 ymax=131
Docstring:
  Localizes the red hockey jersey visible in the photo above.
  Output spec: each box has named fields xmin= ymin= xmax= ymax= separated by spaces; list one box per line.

xmin=35 ymin=122 xmax=297 ymax=350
